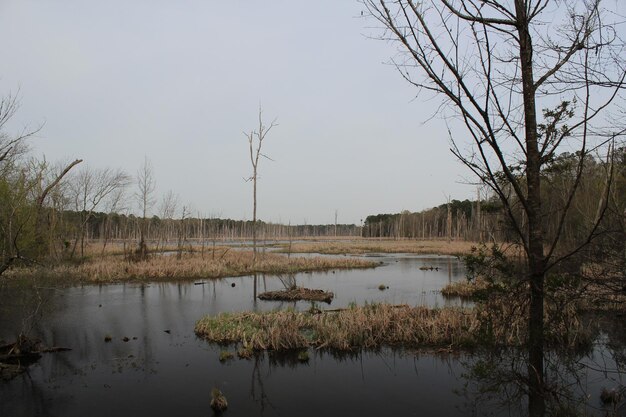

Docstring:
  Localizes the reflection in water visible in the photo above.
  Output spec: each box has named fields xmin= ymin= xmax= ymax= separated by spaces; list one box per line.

xmin=460 ymin=314 xmax=626 ymax=417
xmin=0 ymin=255 xmax=623 ymax=416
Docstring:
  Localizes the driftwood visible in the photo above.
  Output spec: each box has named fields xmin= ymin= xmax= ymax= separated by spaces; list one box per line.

xmin=0 ymin=335 xmax=71 ymax=381
xmin=258 ymin=287 xmax=334 ymax=303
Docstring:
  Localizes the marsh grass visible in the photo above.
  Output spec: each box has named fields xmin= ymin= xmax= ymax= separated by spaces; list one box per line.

xmin=5 ymin=250 xmax=377 ymax=283
xmin=441 ymin=278 xmax=489 ymax=298
xmin=297 ymin=350 xmax=309 ymax=362
xmin=274 ymin=239 xmax=478 ymax=256
xmin=258 ymin=287 xmax=334 ymax=303
xmin=195 ymin=302 xmax=589 ymax=352
xmin=210 ymin=388 xmax=228 ymax=412
xmin=442 ymin=275 xmax=626 ymax=312
xmin=197 ymin=304 xmax=475 ymax=351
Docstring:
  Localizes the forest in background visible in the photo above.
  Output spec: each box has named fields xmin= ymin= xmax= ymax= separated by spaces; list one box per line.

xmin=3 ymin=147 xmax=624 ymax=267
xmin=364 ymin=150 xmax=626 ymax=256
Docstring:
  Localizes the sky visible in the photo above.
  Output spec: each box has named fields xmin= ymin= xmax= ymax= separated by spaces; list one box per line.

xmin=0 ymin=0 xmax=478 ymax=225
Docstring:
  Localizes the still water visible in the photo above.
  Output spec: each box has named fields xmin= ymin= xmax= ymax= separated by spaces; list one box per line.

xmin=0 ymin=255 xmax=623 ymax=416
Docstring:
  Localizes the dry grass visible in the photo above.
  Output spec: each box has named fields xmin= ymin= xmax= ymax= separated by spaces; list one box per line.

xmin=195 ymin=304 xmax=477 ymax=351
xmin=275 ymin=239 xmax=479 ymax=256
xmin=258 ymin=287 xmax=334 ymax=303
xmin=210 ymin=388 xmax=228 ymax=412
xmin=6 ymin=250 xmax=377 ymax=283
xmin=195 ymin=300 xmax=590 ymax=352
xmin=78 ymin=240 xmax=225 ymax=257
xmin=441 ymin=278 xmax=489 ymax=298
xmin=442 ymin=274 xmax=626 ymax=312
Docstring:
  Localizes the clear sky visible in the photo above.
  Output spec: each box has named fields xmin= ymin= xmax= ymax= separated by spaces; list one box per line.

xmin=0 ymin=0 xmax=476 ymax=224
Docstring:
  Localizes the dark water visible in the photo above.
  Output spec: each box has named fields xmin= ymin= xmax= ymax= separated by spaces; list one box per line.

xmin=0 ymin=255 xmax=624 ymax=417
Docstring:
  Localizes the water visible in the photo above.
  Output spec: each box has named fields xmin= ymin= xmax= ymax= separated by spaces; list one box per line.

xmin=0 ymin=255 xmax=623 ymax=416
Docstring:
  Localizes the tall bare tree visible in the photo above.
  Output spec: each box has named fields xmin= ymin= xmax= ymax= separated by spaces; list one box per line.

xmin=136 ymin=156 xmax=156 ymax=259
xmin=156 ymin=189 xmax=178 ymax=251
xmin=245 ymin=107 xmax=277 ymax=265
xmin=69 ymin=165 xmax=130 ymax=258
xmin=362 ymin=1 xmax=625 ymax=415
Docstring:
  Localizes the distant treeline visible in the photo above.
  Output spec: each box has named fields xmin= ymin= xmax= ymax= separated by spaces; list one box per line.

xmin=363 ymin=150 xmax=626 ymax=256
xmin=3 ymin=136 xmax=625 ymax=266
xmin=362 ymin=197 xmax=506 ymax=241
xmin=60 ymin=210 xmax=361 ymax=244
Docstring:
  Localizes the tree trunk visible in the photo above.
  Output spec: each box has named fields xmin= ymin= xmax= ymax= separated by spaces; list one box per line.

xmin=252 ymin=171 xmax=257 ymax=265
xmin=516 ymin=2 xmax=545 ymax=415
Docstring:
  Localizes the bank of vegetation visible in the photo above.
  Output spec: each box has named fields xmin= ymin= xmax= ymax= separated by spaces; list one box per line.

xmin=195 ymin=299 xmax=587 ymax=352
xmin=2 ymin=250 xmax=377 ymax=284
xmin=197 ymin=242 xmax=624 ymax=353
xmin=275 ymin=239 xmax=477 ymax=256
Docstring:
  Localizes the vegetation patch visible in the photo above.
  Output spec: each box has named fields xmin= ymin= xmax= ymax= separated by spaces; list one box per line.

xmin=210 ymin=388 xmax=228 ymax=412
xmin=258 ymin=287 xmax=334 ymax=303
xmin=195 ymin=301 xmax=590 ymax=352
xmin=4 ymin=250 xmax=377 ymax=283
xmin=441 ymin=278 xmax=489 ymax=299
xmin=197 ymin=304 xmax=471 ymax=351
xmin=218 ymin=350 xmax=234 ymax=362
xmin=275 ymin=239 xmax=478 ymax=256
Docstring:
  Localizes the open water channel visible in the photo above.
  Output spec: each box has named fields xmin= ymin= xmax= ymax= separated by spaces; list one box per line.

xmin=0 ymin=254 xmax=623 ymax=416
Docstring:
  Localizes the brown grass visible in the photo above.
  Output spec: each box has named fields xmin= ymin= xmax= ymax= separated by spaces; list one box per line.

xmin=441 ymin=278 xmax=489 ymax=298
xmin=77 ymin=240 xmax=227 ymax=257
xmin=275 ymin=239 xmax=479 ymax=256
xmin=195 ymin=304 xmax=477 ymax=351
xmin=442 ymin=274 xmax=626 ymax=312
xmin=195 ymin=301 xmax=588 ymax=352
xmin=258 ymin=287 xmax=334 ymax=303
xmin=6 ymin=250 xmax=377 ymax=283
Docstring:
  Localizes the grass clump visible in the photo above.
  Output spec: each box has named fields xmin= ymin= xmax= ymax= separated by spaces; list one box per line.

xmin=441 ymin=278 xmax=489 ymax=299
xmin=218 ymin=350 xmax=234 ymax=362
xmin=196 ymin=304 xmax=478 ymax=351
xmin=196 ymin=300 xmax=590 ymax=352
xmin=297 ymin=350 xmax=309 ymax=362
xmin=210 ymin=388 xmax=228 ymax=412
xmin=258 ymin=287 xmax=333 ymax=303
xmin=237 ymin=346 xmax=254 ymax=359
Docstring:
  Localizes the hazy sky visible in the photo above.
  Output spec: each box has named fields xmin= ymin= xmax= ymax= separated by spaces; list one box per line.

xmin=0 ymin=0 xmax=477 ymax=224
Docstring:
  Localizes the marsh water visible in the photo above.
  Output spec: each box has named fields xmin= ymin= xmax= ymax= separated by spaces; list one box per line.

xmin=1 ymin=254 xmax=624 ymax=416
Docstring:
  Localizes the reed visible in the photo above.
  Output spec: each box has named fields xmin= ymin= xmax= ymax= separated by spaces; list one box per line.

xmin=5 ymin=250 xmax=377 ymax=283
xmin=441 ymin=278 xmax=488 ymax=298
xmin=210 ymin=388 xmax=228 ymax=412
xmin=196 ymin=304 xmax=475 ymax=351
xmin=195 ymin=301 xmax=589 ymax=352
xmin=275 ymin=239 xmax=478 ymax=256
xmin=257 ymin=287 xmax=334 ymax=303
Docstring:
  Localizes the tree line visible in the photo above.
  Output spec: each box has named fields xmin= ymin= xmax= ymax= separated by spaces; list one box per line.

xmin=362 ymin=196 xmax=505 ymax=241
xmin=363 ymin=149 xmax=626 ymax=253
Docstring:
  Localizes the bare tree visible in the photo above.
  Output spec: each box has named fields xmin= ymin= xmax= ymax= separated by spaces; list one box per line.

xmin=244 ymin=107 xmax=277 ymax=265
xmin=99 ymin=182 xmax=127 ymax=256
xmin=362 ymin=1 xmax=625 ymax=415
xmin=69 ymin=165 xmax=130 ymax=258
xmin=0 ymin=93 xmax=40 ymax=168
xmin=135 ymin=156 xmax=156 ymax=259
xmin=156 ymin=189 xmax=178 ymax=252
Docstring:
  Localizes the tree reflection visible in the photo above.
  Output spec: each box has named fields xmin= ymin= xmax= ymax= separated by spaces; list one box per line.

xmin=461 ymin=314 xmax=626 ymax=417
